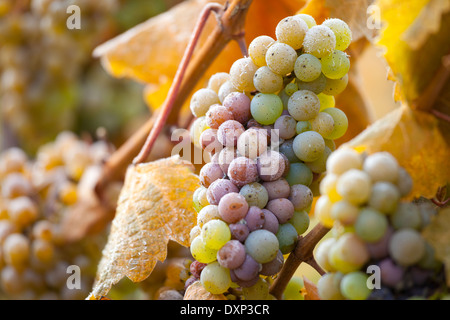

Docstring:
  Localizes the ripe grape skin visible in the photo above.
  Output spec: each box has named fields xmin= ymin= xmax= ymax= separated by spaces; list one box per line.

xmin=229 ymin=57 xmax=259 ymax=92
xmin=296 ymin=73 xmax=327 ymax=94
xmin=378 ymin=258 xmax=404 ymax=288
xmin=257 ymin=150 xmax=286 ymax=182
xmin=245 ymin=206 xmax=266 ymax=232
xmin=222 ymin=92 xmax=251 ymax=124
xmin=200 ymin=261 xmax=231 ymax=294
xmin=260 ymin=250 xmax=284 ymax=276
xmin=391 ymin=202 xmax=422 ymax=230
xmin=250 ymin=93 xmax=283 ymax=125
xmin=239 ymin=182 xmax=269 ymax=209
xmin=218 ymin=81 xmax=239 ymax=103
xmin=199 ymin=128 xmax=222 ymax=155
xmin=197 ymin=205 xmax=220 ymax=228
xmin=263 ymin=178 xmax=291 ymax=200
xmin=294 ymin=14 xmax=317 ymax=28
xmin=248 ymin=35 xmax=275 ymax=67
xmin=217 ymin=120 xmax=245 ymax=147
xmin=266 ymin=198 xmax=295 ymax=224
xmin=369 ymin=181 xmax=400 ymax=214
xmin=326 ymin=147 xmax=362 ymax=175
xmin=237 ymin=128 xmax=268 ymax=159
xmin=285 ymin=162 xmax=313 ymax=186
xmin=201 ymin=219 xmax=231 ymax=250
xmin=242 ymin=277 xmax=270 ymax=300
xmin=245 ymin=229 xmax=280 ymax=263
xmin=289 ymin=210 xmax=310 ymax=235
xmin=199 ymin=162 xmax=224 ymax=187
xmin=208 ymin=72 xmax=230 ymax=93
xmin=321 ymin=50 xmax=350 ymax=80
xmin=283 ymin=276 xmax=305 ymax=300
xmin=289 ymin=184 xmax=313 ymax=211
xmin=229 ymin=222 xmax=250 ymax=242
xmin=340 ymin=271 xmax=372 ymax=300
xmin=276 ymin=223 xmax=298 ymax=254
xmin=293 ymin=131 xmax=325 ymax=162
xmin=355 ymin=208 xmax=388 ymax=243
xmin=217 ymin=146 xmax=238 ymax=173
xmin=294 ymin=54 xmax=322 ymax=82
xmin=274 ymin=115 xmax=297 ymax=140
xmin=190 ymin=88 xmax=220 ymax=117
xmin=261 ymin=209 xmax=279 ymax=234
xmin=389 ymin=229 xmax=425 ymax=267
xmin=322 ymin=107 xmax=348 ymax=140
xmin=330 ymin=200 xmax=359 ymax=226
xmin=305 ymin=146 xmax=332 ymax=174
xmin=322 ymin=74 xmax=348 ymax=96
xmin=310 ymin=112 xmax=335 ymax=138
xmin=265 ymin=42 xmax=297 ymax=75
xmin=318 ymin=272 xmax=345 ymax=300
xmin=217 ymin=240 xmax=246 ymax=269
xmin=218 ymin=192 xmax=249 ymax=224
xmin=288 ymin=90 xmax=321 ymax=122
xmin=206 ymin=178 xmax=239 ymax=205
xmin=336 ymin=169 xmax=372 ymax=205
xmin=233 ymin=254 xmax=261 ymax=281
xmin=275 ymin=16 xmax=308 ymax=50
xmin=363 ymin=152 xmax=399 ymax=184
xmin=253 ymin=66 xmax=283 ymax=93
xmin=227 ymin=156 xmax=259 ymax=188
xmin=205 ymin=104 xmax=234 ymax=129
xmin=2 ymin=233 xmax=30 ymax=269
xmin=322 ymin=18 xmax=352 ymax=51
xmin=303 ymin=25 xmax=336 ymax=58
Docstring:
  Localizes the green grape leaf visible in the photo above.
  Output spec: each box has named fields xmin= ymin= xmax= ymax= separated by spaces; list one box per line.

xmin=87 ymin=156 xmax=199 ymax=299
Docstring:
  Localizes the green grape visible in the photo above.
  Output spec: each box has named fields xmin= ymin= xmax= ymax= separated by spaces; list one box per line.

xmin=310 ymin=112 xmax=335 ymax=138
xmin=324 ymin=138 xmax=336 ymax=151
xmin=369 ymin=182 xmax=400 ymax=214
xmin=275 ymin=16 xmax=308 ymax=50
xmin=318 ymin=93 xmax=335 ymax=110
xmin=193 ymin=187 xmax=205 ymax=212
xmin=201 ymin=219 xmax=231 ymax=250
xmin=243 ymin=278 xmax=270 ymax=300
xmin=293 ymin=131 xmax=325 ymax=162
xmin=190 ymin=88 xmax=220 ymax=117
xmin=296 ymin=120 xmax=312 ymax=134
xmin=389 ymin=229 xmax=425 ymax=267
xmin=296 ymin=73 xmax=327 ymax=94
xmin=200 ymin=261 xmax=231 ymax=294
xmin=318 ymin=272 xmax=345 ymax=300
xmin=322 ymin=107 xmax=348 ymax=140
xmin=294 ymin=54 xmax=322 ymax=82
xmin=245 ymin=229 xmax=279 ymax=263
xmin=288 ymin=210 xmax=310 ymax=235
xmin=303 ymin=25 xmax=336 ymax=58
xmin=294 ymin=14 xmax=317 ymax=29
xmin=355 ymin=208 xmax=388 ymax=243
xmin=265 ymin=42 xmax=297 ymax=75
xmin=340 ymin=272 xmax=372 ymax=300
xmin=322 ymin=18 xmax=352 ymax=51
xmin=239 ymin=182 xmax=269 ymax=209
xmin=321 ymin=50 xmax=350 ymax=80
xmin=284 ymin=82 xmax=298 ymax=96
xmin=288 ymin=90 xmax=321 ymax=121
xmin=253 ymin=66 xmax=283 ymax=93
xmin=391 ymin=202 xmax=422 ymax=230
xmin=276 ymin=223 xmax=298 ymax=254
xmin=285 ymin=162 xmax=313 ymax=186
xmin=248 ymin=35 xmax=276 ymax=67
xmin=229 ymin=57 xmax=259 ymax=92
xmin=250 ymin=93 xmax=283 ymax=125
xmin=283 ymin=276 xmax=304 ymax=300
xmin=322 ymin=74 xmax=348 ymax=95
xmin=190 ymin=236 xmax=218 ymax=263
xmin=305 ymin=146 xmax=332 ymax=174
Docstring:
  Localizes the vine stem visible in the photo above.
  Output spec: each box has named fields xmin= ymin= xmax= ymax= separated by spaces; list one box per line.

xmin=132 ymin=2 xmax=224 ymax=165
xmin=269 ymin=223 xmax=330 ymax=300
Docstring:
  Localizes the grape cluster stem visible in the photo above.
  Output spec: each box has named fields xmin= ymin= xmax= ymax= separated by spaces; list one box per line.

xmin=269 ymin=223 xmax=330 ymax=300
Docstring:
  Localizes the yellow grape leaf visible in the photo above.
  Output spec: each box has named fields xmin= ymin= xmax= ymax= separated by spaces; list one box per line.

xmin=299 ymin=0 xmax=377 ymax=41
xmin=183 ymin=281 xmax=228 ymax=300
xmin=343 ymin=105 xmax=450 ymax=200
xmin=88 ymin=156 xmax=199 ymax=299
xmin=376 ymin=0 xmax=450 ymax=106
xmin=422 ymin=207 xmax=450 ymax=286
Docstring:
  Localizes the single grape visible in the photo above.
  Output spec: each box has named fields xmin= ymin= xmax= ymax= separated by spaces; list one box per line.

xmin=206 ymin=178 xmax=239 ymax=205
xmin=396 ymin=167 xmax=413 ymax=197
xmin=292 ymin=131 xmax=325 ymax=162
xmin=378 ymin=258 xmax=404 ymax=288
xmin=391 ymin=202 xmax=422 ymax=230
xmin=233 ymin=254 xmax=261 ymax=281
xmin=199 ymin=128 xmax=223 ymax=155
xmin=200 ymin=261 xmax=231 ymax=294
xmin=205 ymin=104 xmax=234 ymax=129
xmin=318 ymin=93 xmax=335 ymax=110
xmin=253 ymin=66 xmax=283 ymax=93
xmin=285 ymin=162 xmax=313 ymax=186
xmin=257 ymin=150 xmax=286 ymax=182
xmin=288 ymin=90 xmax=320 ymax=121
xmin=334 ymin=233 xmax=370 ymax=268
xmin=197 ymin=205 xmax=221 ymax=228
xmin=275 ymin=16 xmax=308 ymax=50
xmin=296 ymin=73 xmax=328 ymax=94
xmin=326 ymin=147 xmax=362 ymax=174
xmin=321 ymin=50 xmax=350 ymax=80
xmin=222 ymin=92 xmax=252 ymax=124
xmin=303 ymin=25 xmax=336 ymax=58
xmin=242 ymin=277 xmax=270 ymax=300
xmin=261 ymin=209 xmax=279 ymax=234
xmin=296 ymin=121 xmax=312 ymax=134
xmin=366 ymin=227 xmax=393 ymax=260
xmin=190 ymin=116 xmax=209 ymax=148
xmin=274 ymin=115 xmax=297 ymax=140
xmin=336 ymin=169 xmax=371 ymax=205
xmin=295 ymin=54 xmax=322 ymax=82
xmin=229 ymin=222 xmax=250 ymax=242
xmin=284 ymin=82 xmax=298 ymax=96
xmin=319 ymin=173 xmax=342 ymax=202
xmin=266 ymin=198 xmax=295 ymax=224
xmin=218 ymin=192 xmax=249 ymax=224
xmin=322 ymin=18 xmax=352 ymax=51
xmin=217 ymin=146 xmax=238 ymax=173
xmin=190 ymin=88 xmax=220 ymax=117
xmin=276 ymin=223 xmax=298 ymax=254
xmin=283 ymin=276 xmax=304 ymax=300
xmin=245 ymin=229 xmax=279 ymax=263
xmin=218 ymin=81 xmax=238 ymax=103
xmin=263 ymin=178 xmax=291 ymax=200
xmin=239 ymin=182 xmax=269 ymax=209
xmin=2 ymin=233 xmax=30 ymax=270
xmin=207 ymin=72 xmax=230 ymax=93
xmin=248 ymin=35 xmax=275 ymax=67
xmin=340 ymin=272 xmax=372 ymax=300
xmin=279 ymin=139 xmax=301 ymax=163
xmin=315 ymin=238 xmax=336 ymax=272
xmin=288 ymin=210 xmax=310 ymax=235
xmin=199 ymin=162 xmax=224 ymax=187
xmin=314 ymin=195 xmax=334 ymax=228
xmin=294 ymin=14 xmax=316 ymax=28
xmin=330 ymin=200 xmax=359 ymax=225
xmin=310 ymin=112 xmax=335 ymax=138
xmin=7 ymin=196 xmax=39 ymax=230
xmin=289 ymin=184 xmax=313 ymax=211
xmin=217 ymin=240 xmax=246 ymax=269
xmin=250 ymin=93 xmax=283 ymax=125
xmin=369 ymin=181 xmax=400 ymax=214
xmin=229 ymin=57 xmax=259 ymax=92
xmin=217 ymin=120 xmax=245 ymax=147
xmin=227 ymin=156 xmax=259 ymax=188
xmin=265 ymin=42 xmax=297 ymax=75
xmin=201 ymin=219 xmax=231 ymax=250
xmin=355 ymin=208 xmax=388 ymax=243
xmin=363 ymin=152 xmax=399 ymax=183
xmin=322 ymin=74 xmax=348 ymax=95
xmin=305 ymin=146 xmax=332 ymax=174
xmin=322 ymin=107 xmax=348 ymax=140
xmin=237 ymin=127 xmax=268 ymax=159
xmin=318 ymin=272 xmax=345 ymax=300
xmin=244 ymin=206 xmax=265 ymax=232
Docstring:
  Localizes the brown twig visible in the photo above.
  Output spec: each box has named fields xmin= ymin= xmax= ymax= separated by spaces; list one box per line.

xmin=133 ymin=2 xmax=224 ymax=165
xmin=95 ymin=0 xmax=253 ymax=197
xmin=269 ymin=223 xmax=330 ymax=300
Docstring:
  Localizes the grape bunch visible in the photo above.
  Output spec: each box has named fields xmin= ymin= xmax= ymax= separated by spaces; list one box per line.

xmin=0 ymin=131 xmax=119 ymax=300
xmin=186 ymin=14 xmax=353 ymax=298
xmin=314 ymin=148 xmax=444 ymax=300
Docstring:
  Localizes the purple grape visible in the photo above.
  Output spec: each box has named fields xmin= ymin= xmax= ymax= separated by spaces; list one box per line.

xmin=266 ymin=198 xmax=295 ymax=224
xmin=200 ymin=129 xmax=223 ymax=155
xmin=245 ymin=206 xmax=265 ymax=232
xmin=206 ymin=178 xmax=239 ymax=205
xmin=199 ymin=162 xmax=225 ymax=187
xmin=379 ymin=258 xmax=404 ymax=288
xmin=262 ymin=209 xmax=279 ymax=234
xmin=274 ymin=115 xmax=297 ymax=140
xmin=260 ymin=250 xmax=284 ymax=276
xmin=366 ymin=227 xmax=393 ymax=260
xmin=223 ymin=92 xmax=251 ymax=124
xmin=217 ymin=120 xmax=245 ymax=147
xmin=230 ymin=270 xmax=260 ymax=288
xmin=227 ymin=156 xmax=259 ymax=187
xmin=289 ymin=184 xmax=313 ymax=211
xmin=262 ymin=179 xmax=291 ymax=200
xmin=233 ymin=254 xmax=261 ymax=281
xmin=217 ymin=240 xmax=246 ymax=269
xmin=218 ymin=192 xmax=249 ymax=224
xmin=257 ymin=150 xmax=286 ymax=182
xmin=229 ymin=222 xmax=250 ymax=242
xmin=206 ymin=104 xmax=234 ymax=129
xmin=217 ymin=146 xmax=238 ymax=173
xmin=190 ymin=261 xmax=207 ymax=278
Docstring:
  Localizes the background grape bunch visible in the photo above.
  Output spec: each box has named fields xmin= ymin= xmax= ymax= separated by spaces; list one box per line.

xmin=314 ymin=148 xmax=444 ymax=300
xmin=186 ymin=13 xmax=353 ymax=298
xmin=0 ymin=132 xmax=120 ymax=300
